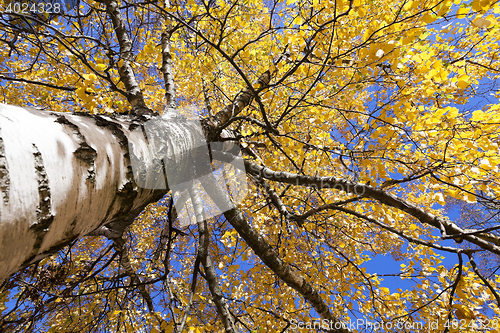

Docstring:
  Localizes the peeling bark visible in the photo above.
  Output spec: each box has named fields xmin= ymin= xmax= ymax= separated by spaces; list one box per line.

xmin=29 ymin=144 xmax=54 ymax=260
xmin=55 ymin=114 xmax=98 ymax=182
xmin=0 ymin=130 xmax=10 ymax=205
xmin=0 ymin=104 xmax=208 ymax=280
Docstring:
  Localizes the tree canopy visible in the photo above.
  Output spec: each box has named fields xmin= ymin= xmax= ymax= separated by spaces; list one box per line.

xmin=1 ymin=0 xmax=500 ymax=332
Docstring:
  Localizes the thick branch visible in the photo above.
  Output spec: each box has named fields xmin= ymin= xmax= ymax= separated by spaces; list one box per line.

xmin=240 ymin=158 xmax=500 ymax=255
xmin=160 ymin=28 xmax=177 ymax=110
xmin=103 ymin=0 xmax=150 ymax=114
xmin=200 ymin=69 xmax=273 ymax=143
xmin=223 ymin=207 xmax=349 ymax=333
xmin=253 ymin=175 xmax=293 ymax=222
xmin=188 ymin=184 xmax=237 ymax=333
xmin=198 ymin=174 xmax=349 ymax=333
xmin=209 ymin=70 xmax=271 ymax=128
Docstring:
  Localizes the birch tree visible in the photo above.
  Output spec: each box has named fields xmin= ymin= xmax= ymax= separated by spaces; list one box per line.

xmin=1 ymin=0 xmax=500 ymax=332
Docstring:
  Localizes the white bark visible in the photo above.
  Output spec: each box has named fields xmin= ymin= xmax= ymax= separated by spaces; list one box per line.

xmin=0 ymin=104 xmax=203 ymax=280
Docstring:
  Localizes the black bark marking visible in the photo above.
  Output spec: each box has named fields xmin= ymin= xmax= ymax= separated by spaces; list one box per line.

xmin=55 ymin=114 xmax=97 ymax=182
xmin=0 ymin=129 xmax=10 ymax=204
xmin=92 ymin=114 xmax=134 ymax=181
xmin=54 ymin=114 xmax=81 ymax=137
xmin=114 ymin=181 xmax=138 ymax=220
xmin=92 ymin=115 xmax=139 ymax=221
xmin=29 ymin=144 xmax=54 ymax=257
xmin=74 ymin=142 xmax=97 ymax=163
xmin=129 ymin=123 xmax=140 ymax=131
xmin=32 ymin=144 xmax=53 ymax=228
xmin=73 ymin=142 xmax=97 ymax=182
xmin=140 ymin=124 xmax=150 ymax=146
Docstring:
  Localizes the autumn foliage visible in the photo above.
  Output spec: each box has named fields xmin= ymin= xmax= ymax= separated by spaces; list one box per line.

xmin=1 ymin=0 xmax=500 ymax=332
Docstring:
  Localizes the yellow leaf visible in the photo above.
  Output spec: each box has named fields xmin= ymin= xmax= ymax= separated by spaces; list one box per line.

xmin=447 ymin=188 xmax=460 ymax=198
xmin=421 ymin=13 xmax=437 ymax=24
xmin=83 ymin=73 xmax=97 ymax=82
xmin=472 ymin=16 xmax=492 ymax=28
xmin=432 ymin=192 xmax=445 ymax=205
xmin=76 ymin=87 xmax=92 ymax=102
xmin=463 ymin=193 xmax=477 ymax=203
xmin=480 ymin=0 xmax=492 ymax=10
xmin=291 ymin=16 xmax=302 ymax=26
xmin=472 ymin=110 xmax=484 ymax=121
xmin=456 ymin=6 xmax=470 ymax=18
xmin=357 ymin=7 xmax=366 ymax=17
xmin=452 ymin=304 xmax=476 ymax=320
xmin=96 ymin=63 xmax=106 ymax=71
xmin=456 ymin=74 xmax=470 ymax=89
xmin=473 ymin=0 xmax=483 ymax=11
xmin=480 ymin=159 xmax=493 ymax=170
xmin=447 ymin=107 xmax=459 ymax=119
xmin=409 ymin=224 xmax=417 ymax=231
xmin=163 ymin=323 xmax=174 ymax=333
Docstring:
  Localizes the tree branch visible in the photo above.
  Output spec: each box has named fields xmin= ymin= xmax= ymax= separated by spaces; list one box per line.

xmin=113 ymin=238 xmax=156 ymax=315
xmin=160 ymin=27 xmax=177 ymax=110
xmin=103 ymin=0 xmax=151 ymax=115
xmin=198 ymin=174 xmax=349 ymax=333
xmin=223 ymin=207 xmax=349 ymax=333
xmin=466 ymin=253 xmax=500 ymax=308
xmin=240 ymin=158 xmax=500 ymax=255
xmin=203 ymin=70 xmax=274 ymax=141
xmin=0 ymin=75 xmax=76 ymax=92
xmin=187 ymin=183 xmax=238 ymax=333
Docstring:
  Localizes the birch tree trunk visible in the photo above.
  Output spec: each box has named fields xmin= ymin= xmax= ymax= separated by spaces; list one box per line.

xmin=0 ymin=104 xmax=200 ymax=280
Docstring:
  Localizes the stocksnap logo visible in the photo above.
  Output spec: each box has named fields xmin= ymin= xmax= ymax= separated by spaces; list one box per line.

xmin=128 ymin=108 xmax=247 ymax=226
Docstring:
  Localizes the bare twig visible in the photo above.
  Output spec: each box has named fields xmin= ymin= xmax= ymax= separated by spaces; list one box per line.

xmin=0 ymin=75 xmax=76 ymax=91
xmin=466 ymin=253 xmax=500 ymax=308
